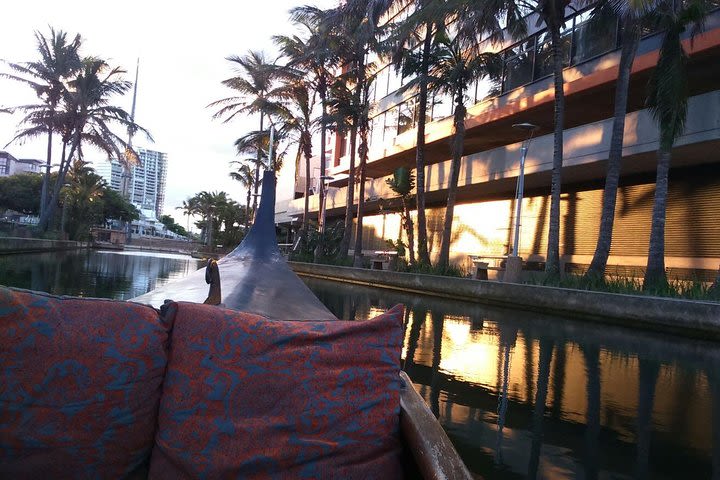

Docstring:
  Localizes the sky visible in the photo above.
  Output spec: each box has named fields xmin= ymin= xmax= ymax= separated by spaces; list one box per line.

xmin=0 ymin=0 xmax=336 ymax=226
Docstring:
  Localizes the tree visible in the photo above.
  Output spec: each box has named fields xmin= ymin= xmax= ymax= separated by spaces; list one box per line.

xmin=209 ymin=51 xmax=281 ymax=215
xmin=38 ymin=57 xmax=149 ymax=232
xmin=101 ymin=189 xmax=139 ymax=224
xmin=331 ymin=0 xmax=395 ymax=267
xmin=585 ymin=1 xmax=649 ymax=279
xmin=270 ymin=61 xmax=317 ymax=253
xmin=62 ymin=159 xmax=105 ymax=239
xmin=388 ymin=0 xmax=453 ymax=266
xmin=278 ymin=6 xmax=338 ymax=229
xmin=159 ymin=214 xmax=188 ymax=237
xmin=386 ymin=167 xmax=417 ymax=265
xmin=186 ymin=191 xmax=237 ymax=249
xmin=428 ymin=34 xmax=501 ymax=269
xmin=463 ymin=0 xmax=570 ymax=275
xmin=229 ymin=161 xmax=255 ymax=232
xmin=1 ymin=28 xmax=82 ymax=222
xmin=643 ymin=0 xmax=707 ymax=288
xmin=0 ymin=173 xmax=43 ymax=215
xmin=327 ymin=77 xmax=358 ymax=260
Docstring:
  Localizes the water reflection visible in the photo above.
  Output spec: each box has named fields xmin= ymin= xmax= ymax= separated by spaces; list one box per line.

xmin=0 ymin=250 xmax=202 ymax=300
xmin=303 ymin=277 xmax=716 ymax=479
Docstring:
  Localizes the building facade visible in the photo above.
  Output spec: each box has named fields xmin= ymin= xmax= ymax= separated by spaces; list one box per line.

xmin=286 ymin=3 xmax=720 ymax=279
xmin=94 ymin=147 xmax=168 ymax=219
xmin=0 ymin=151 xmax=43 ymax=177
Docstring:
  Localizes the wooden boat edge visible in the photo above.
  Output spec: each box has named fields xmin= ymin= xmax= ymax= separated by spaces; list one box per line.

xmin=399 ymin=371 xmax=474 ymax=480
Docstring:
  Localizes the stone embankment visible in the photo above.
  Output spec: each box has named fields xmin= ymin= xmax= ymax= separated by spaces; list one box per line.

xmin=290 ymin=262 xmax=720 ymax=340
xmin=0 ymin=237 xmax=87 ymax=254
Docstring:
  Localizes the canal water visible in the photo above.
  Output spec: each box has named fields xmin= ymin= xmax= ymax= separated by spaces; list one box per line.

xmin=0 ymin=250 xmax=716 ymax=478
xmin=304 ymin=277 xmax=718 ymax=480
xmin=0 ymin=249 xmax=202 ymax=300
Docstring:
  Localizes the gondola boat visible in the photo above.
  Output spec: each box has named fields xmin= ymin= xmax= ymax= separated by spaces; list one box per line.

xmin=133 ymin=171 xmax=472 ymax=479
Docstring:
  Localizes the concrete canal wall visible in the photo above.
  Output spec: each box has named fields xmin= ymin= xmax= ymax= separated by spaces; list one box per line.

xmin=289 ymin=262 xmax=720 ymax=340
xmin=0 ymin=237 xmax=86 ymax=254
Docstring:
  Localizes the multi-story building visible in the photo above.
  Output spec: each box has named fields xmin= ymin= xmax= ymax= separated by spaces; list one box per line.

xmin=286 ymin=3 xmax=720 ymax=279
xmin=0 ymin=151 xmax=43 ymax=177
xmin=94 ymin=147 xmax=168 ymax=219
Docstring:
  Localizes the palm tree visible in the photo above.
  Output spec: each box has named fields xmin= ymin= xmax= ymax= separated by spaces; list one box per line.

xmin=270 ymin=59 xmax=318 ymax=253
xmin=464 ymin=0 xmax=571 ymax=275
xmin=332 ymin=0 xmax=395 ymax=267
xmin=277 ymin=6 xmax=338 ymax=229
xmin=643 ymin=0 xmax=707 ymax=288
xmin=386 ymin=167 xmax=417 ymax=265
xmin=533 ymin=0 xmax=572 ymax=277
xmin=428 ymin=34 xmax=501 ymax=269
xmin=177 ymin=198 xmax=199 ymax=234
xmin=328 ymin=78 xmax=360 ymax=260
xmin=2 ymin=28 xmax=82 ymax=221
xmin=585 ymin=1 xmax=650 ymax=279
xmin=63 ymin=159 xmax=104 ymax=239
xmin=38 ymin=57 xmax=149 ymax=231
xmin=229 ymin=161 xmax=255 ymax=232
xmin=209 ymin=51 xmax=281 ymax=215
xmin=388 ymin=0 xmax=453 ymax=267
xmin=190 ymin=191 xmax=230 ymax=249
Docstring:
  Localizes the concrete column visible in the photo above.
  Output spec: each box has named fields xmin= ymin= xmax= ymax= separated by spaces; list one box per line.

xmin=504 ymin=256 xmax=523 ymax=283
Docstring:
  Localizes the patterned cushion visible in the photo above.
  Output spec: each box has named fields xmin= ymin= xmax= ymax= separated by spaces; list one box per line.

xmin=149 ymin=302 xmax=405 ymax=479
xmin=0 ymin=287 xmax=170 ymax=479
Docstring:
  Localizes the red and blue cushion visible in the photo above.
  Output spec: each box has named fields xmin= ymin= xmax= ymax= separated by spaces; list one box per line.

xmin=149 ymin=302 xmax=405 ymax=479
xmin=0 ymin=287 xmax=170 ymax=479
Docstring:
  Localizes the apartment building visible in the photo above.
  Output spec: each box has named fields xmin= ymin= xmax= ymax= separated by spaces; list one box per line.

xmin=94 ymin=147 xmax=168 ymax=219
xmin=0 ymin=151 xmax=43 ymax=177
xmin=286 ymin=4 xmax=720 ymax=279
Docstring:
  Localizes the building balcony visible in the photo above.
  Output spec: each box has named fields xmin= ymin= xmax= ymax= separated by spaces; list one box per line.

xmin=288 ymin=89 xmax=720 ymax=219
xmin=326 ymin=8 xmax=720 ymax=183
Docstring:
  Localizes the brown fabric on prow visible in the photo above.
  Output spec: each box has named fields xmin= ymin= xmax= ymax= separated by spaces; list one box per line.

xmin=203 ymin=259 xmax=221 ymax=305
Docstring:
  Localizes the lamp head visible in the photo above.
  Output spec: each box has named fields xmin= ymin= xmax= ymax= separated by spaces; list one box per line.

xmin=512 ymin=122 xmax=539 ymax=132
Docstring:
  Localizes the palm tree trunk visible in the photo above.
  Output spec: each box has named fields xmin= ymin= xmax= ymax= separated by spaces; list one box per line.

xmin=545 ymin=22 xmax=566 ymax=278
xmin=438 ymin=95 xmax=466 ymax=270
xmin=352 ymin=86 xmax=370 ymax=267
xmin=245 ymin=187 xmax=251 ymax=232
xmin=338 ymin=123 xmax=358 ymax=259
xmin=302 ymin=137 xmax=311 ymax=248
xmin=252 ymin=113 xmax=265 ymax=217
xmin=40 ymin=137 xmax=73 ymax=232
xmin=415 ymin=24 xmax=433 ymax=266
xmin=40 ymin=111 xmax=55 ymax=222
xmin=319 ymin=88 xmax=328 ymax=227
xmin=206 ymin=212 xmax=214 ymax=250
xmin=643 ymin=148 xmax=671 ymax=288
xmin=402 ymin=197 xmax=416 ymax=266
xmin=586 ymin=17 xmax=640 ymax=279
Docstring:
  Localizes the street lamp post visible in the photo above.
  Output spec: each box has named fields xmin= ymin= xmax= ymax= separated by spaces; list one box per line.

xmin=313 ymin=175 xmax=334 ymax=262
xmin=319 ymin=175 xmax=334 ymax=235
xmin=505 ymin=122 xmax=539 ymax=283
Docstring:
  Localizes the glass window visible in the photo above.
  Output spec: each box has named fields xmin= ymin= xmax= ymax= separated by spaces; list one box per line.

xmin=534 ymin=29 xmax=572 ymax=80
xmin=572 ymin=10 xmax=618 ymax=64
xmin=370 ymin=112 xmax=385 ymax=149
xmin=387 ymin=68 xmax=402 ymax=95
xmin=375 ymin=66 xmax=390 ymax=99
xmin=397 ymin=100 xmax=416 ymax=135
xmin=385 ymin=106 xmax=399 ymax=140
xmin=431 ymin=91 xmax=453 ymax=121
xmin=503 ymin=39 xmax=536 ymax=91
xmin=474 ymin=77 xmax=499 ymax=103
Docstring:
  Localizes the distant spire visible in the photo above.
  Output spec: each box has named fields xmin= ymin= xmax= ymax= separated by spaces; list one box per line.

xmin=124 ymin=58 xmax=141 ymax=171
xmin=128 ymin=58 xmax=140 ymax=148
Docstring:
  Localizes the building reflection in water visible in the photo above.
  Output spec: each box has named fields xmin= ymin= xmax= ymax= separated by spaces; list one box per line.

xmin=0 ymin=250 xmax=202 ymax=300
xmin=303 ymin=277 xmax=717 ymax=479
